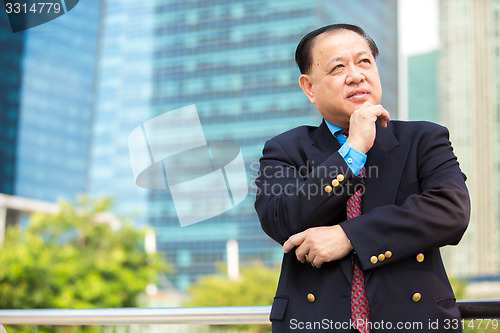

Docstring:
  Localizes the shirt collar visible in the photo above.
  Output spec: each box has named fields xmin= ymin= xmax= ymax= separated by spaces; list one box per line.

xmin=324 ymin=119 xmax=343 ymax=136
xmin=324 ymin=120 xmax=349 ymax=145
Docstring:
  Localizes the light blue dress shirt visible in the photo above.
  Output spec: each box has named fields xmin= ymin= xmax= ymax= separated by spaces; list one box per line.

xmin=324 ymin=120 xmax=366 ymax=176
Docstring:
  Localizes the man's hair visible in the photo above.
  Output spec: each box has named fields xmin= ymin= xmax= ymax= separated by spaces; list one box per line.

xmin=295 ymin=24 xmax=379 ymax=74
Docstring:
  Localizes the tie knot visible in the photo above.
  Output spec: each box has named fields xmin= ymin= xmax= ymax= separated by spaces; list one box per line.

xmin=358 ymin=166 xmax=365 ymax=178
xmin=339 ymin=129 xmax=349 ymax=137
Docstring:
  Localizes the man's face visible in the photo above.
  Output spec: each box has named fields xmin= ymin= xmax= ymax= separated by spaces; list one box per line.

xmin=299 ymin=30 xmax=382 ymax=128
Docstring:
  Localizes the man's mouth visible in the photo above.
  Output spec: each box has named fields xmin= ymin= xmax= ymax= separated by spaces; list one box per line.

xmin=347 ymin=89 xmax=369 ymax=99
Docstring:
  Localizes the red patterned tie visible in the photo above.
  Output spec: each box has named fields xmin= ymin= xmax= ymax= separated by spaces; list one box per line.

xmin=341 ymin=129 xmax=370 ymax=333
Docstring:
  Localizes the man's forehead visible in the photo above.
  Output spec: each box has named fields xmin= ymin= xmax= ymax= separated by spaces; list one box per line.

xmin=312 ymin=30 xmax=371 ymax=55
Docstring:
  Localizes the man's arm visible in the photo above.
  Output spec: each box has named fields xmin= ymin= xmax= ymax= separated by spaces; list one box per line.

xmin=282 ymin=122 xmax=469 ymax=270
xmin=255 ymin=134 xmax=362 ymax=245
xmin=280 ymin=105 xmax=469 ymax=269
xmin=342 ymin=123 xmax=470 ymax=270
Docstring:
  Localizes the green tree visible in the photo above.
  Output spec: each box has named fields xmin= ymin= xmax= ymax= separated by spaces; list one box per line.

xmin=0 ymin=197 xmax=170 ymax=332
xmin=185 ymin=262 xmax=278 ymax=332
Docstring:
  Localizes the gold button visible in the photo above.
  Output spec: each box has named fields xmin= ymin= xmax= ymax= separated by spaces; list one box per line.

xmin=337 ymin=174 xmax=345 ymax=182
xmin=307 ymin=293 xmax=315 ymax=303
xmin=378 ymin=254 xmax=385 ymax=262
xmin=416 ymin=253 xmax=424 ymax=262
xmin=370 ymin=256 xmax=378 ymax=264
xmin=332 ymin=179 xmax=340 ymax=187
xmin=385 ymin=251 xmax=392 ymax=258
xmin=412 ymin=293 xmax=421 ymax=302
xmin=324 ymin=185 xmax=332 ymax=193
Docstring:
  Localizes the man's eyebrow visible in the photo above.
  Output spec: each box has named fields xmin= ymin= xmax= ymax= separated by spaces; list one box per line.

xmin=326 ymin=51 xmax=372 ymax=67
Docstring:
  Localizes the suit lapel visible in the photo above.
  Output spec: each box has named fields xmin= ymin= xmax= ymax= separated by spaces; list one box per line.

xmin=363 ymin=122 xmax=403 ymax=213
xmin=309 ymin=120 xmax=341 ymax=162
xmin=309 ymin=122 xmax=353 ymax=283
xmin=311 ymin=121 xmax=405 ymax=221
xmin=362 ymin=123 xmax=406 ymax=283
xmin=306 ymin=121 xmax=406 ymax=284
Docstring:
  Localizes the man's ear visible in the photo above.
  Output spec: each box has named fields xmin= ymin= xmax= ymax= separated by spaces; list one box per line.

xmin=299 ymin=74 xmax=315 ymax=104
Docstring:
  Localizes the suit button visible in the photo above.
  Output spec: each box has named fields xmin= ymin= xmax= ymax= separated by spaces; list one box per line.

xmin=307 ymin=293 xmax=316 ymax=303
xmin=337 ymin=174 xmax=345 ymax=182
xmin=385 ymin=251 xmax=392 ymax=258
xmin=378 ymin=254 xmax=385 ymax=262
xmin=370 ymin=256 xmax=378 ymax=264
xmin=416 ymin=253 xmax=424 ymax=262
xmin=412 ymin=293 xmax=422 ymax=302
xmin=324 ymin=185 xmax=332 ymax=193
xmin=332 ymin=179 xmax=340 ymax=187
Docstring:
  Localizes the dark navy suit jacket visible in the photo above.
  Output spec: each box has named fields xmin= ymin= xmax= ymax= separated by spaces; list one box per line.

xmin=255 ymin=120 xmax=470 ymax=332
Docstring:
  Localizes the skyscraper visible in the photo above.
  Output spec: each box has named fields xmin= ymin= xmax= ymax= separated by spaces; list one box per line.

xmin=439 ymin=0 xmax=500 ymax=285
xmin=0 ymin=0 xmax=102 ymax=202
xmin=408 ymin=51 xmax=439 ymax=122
xmin=0 ymin=18 xmax=24 ymax=196
xmin=90 ymin=0 xmax=398 ymax=290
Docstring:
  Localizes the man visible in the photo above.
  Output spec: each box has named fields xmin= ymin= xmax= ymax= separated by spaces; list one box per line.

xmin=254 ymin=24 xmax=470 ymax=332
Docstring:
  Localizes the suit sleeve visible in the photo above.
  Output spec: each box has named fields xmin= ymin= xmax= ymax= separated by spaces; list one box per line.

xmin=255 ymin=138 xmax=361 ymax=245
xmin=340 ymin=124 xmax=470 ymax=271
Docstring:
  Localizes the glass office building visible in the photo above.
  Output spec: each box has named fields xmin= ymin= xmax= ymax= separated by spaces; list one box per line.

xmin=0 ymin=1 xmax=102 ymax=202
xmin=439 ymin=0 xmax=500 ymax=283
xmin=408 ymin=51 xmax=439 ymax=123
xmin=90 ymin=0 xmax=398 ymax=290
xmin=87 ymin=1 xmax=156 ymax=221
xmin=0 ymin=20 xmax=24 ymax=195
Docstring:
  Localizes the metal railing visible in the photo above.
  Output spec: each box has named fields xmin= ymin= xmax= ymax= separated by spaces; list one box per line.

xmin=458 ymin=300 xmax=500 ymax=319
xmin=0 ymin=300 xmax=499 ymax=326
xmin=0 ymin=306 xmax=271 ymax=325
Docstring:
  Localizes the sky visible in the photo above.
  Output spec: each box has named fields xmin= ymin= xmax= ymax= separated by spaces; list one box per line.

xmin=399 ymin=0 xmax=440 ymax=56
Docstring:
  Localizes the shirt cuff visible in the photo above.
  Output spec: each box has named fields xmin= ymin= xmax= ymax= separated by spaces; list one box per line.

xmin=338 ymin=142 xmax=367 ymax=176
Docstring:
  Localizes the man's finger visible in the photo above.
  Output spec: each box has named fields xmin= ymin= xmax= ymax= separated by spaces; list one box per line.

xmin=283 ymin=231 xmax=306 ymax=253
xmin=295 ymin=242 xmax=313 ymax=263
xmin=378 ymin=111 xmax=391 ymax=128
xmin=372 ymin=107 xmax=390 ymax=128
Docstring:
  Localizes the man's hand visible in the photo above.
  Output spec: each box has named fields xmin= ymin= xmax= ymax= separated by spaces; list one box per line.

xmin=282 ymin=225 xmax=353 ymax=268
xmin=346 ymin=102 xmax=391 ymax=154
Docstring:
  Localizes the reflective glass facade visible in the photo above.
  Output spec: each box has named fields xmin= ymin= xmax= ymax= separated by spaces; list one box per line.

xmin=0 ymin=20 xmax=24 ymax=195
xmin=5 ymin=1 xmax=102 ymax=201
xmin=408 ymin=51 xmax=439 ymax=122
xmin=90 ymin=0 xmax=398 ymax=290
xmin=439 ymin=0 xmax=500 ymax=281
xmin=87 ymin=1 xmax=156 ymax=221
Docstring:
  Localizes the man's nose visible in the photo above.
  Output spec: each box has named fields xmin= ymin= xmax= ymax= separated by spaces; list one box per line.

xmin=346 ymin=66 xmax=365 ymax=84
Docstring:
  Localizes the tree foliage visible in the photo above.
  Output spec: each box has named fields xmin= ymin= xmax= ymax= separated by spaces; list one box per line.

xmin=185 ymin=262 xmax=279 ymax=332
xmin=0 ymin=197 xmax=169 ymax=311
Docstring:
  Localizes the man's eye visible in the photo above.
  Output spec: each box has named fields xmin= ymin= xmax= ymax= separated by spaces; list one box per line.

xmin=361 ymin=59 xmax=371 ymax=64
xmin=331 ymin=64 xmax=344 ymax=72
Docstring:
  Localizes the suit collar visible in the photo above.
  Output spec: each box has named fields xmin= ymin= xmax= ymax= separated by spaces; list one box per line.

xmin=371 ymin=122 xmax=399 ymax=153
xmin=363 ymin=122 xmax=403 ymax=212
xmin=312 ymin=120 xmax=405 ymax=221
xmin=312 ymin=120 xmax=340 ymax=152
